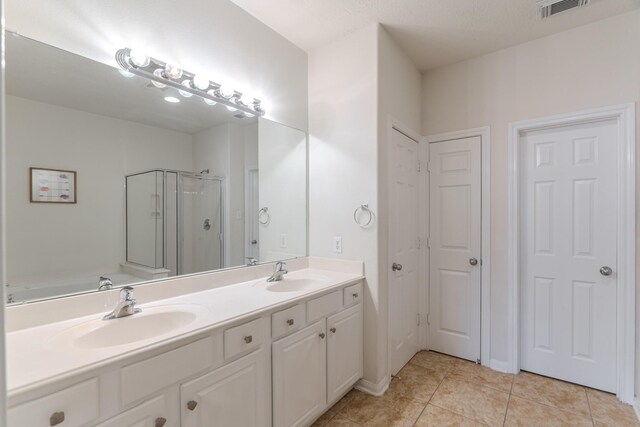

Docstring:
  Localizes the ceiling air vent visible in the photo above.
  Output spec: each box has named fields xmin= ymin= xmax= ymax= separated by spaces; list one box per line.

xmin=539 ymin=0 xmax=590 ymax=19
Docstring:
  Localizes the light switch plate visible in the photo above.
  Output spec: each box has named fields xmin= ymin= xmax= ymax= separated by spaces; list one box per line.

xmin=280 ymin=234 xmax=288 ymax=248
xmin=333 ymin=236 xmax=343 ymax=253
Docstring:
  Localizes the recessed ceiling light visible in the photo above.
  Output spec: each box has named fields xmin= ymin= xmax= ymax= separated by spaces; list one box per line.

xmin=164 ymin=96 xmax=180 ymax=103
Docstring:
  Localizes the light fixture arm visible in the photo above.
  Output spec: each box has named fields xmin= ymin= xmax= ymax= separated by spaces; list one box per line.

xmin=115 ymin=48 xmax=265 ymax=116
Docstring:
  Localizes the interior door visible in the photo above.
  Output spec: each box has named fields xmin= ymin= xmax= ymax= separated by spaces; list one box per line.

xmin=388 ymin=128 xmax=419 ymax=375
xmin=428 ymin=136 xmax=481 ymax=362
xmin=520 ymin=119 xmax=617 ymax=392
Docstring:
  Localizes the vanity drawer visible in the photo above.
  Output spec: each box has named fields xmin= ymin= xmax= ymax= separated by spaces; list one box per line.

xmin=224 ymin=317 xmax=267 ymax=360
xmin=121 ymin=335 xmax=221 ymax=406
xmin=8 ymin=378 xmax=99 ymax=427
xmin=343 ymin=282 xmax=363 ymax=307
xmin=272 ymin=304 xmax=306 ymax=339
xmin=307 ymin=290 xmax=342 ymax=323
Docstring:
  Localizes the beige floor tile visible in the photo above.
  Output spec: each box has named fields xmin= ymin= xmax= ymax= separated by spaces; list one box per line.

xmin=505 ymin=395 xmax=593 ymax=426
xmin=324 ymin=414 xmax=364 ymax=426
xmin=386 ymin=362 xmax=445 ymax=403
xmin=511 ymin=371 xmax=591 ymax=416
xmin=339 ymin=390 xmax=390 ymax=424
xmin=410 ymin=351 xmax=461 ymax=373
xmin=363 ymin=396 xmax=425 ymax=427
xmin=586 ymin=388 xmax=640 ymax=426
xmin=415 ymin=404 xmax=487 ymax=426
xmin=429 ymin=377 xmax=510 ymax=426
xmin=449 ymin=361 xmax=514 ymax=393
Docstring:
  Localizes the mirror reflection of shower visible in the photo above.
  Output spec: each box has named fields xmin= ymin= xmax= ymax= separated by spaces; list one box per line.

xmin=125 ymin=169 xmax=223 ymax=277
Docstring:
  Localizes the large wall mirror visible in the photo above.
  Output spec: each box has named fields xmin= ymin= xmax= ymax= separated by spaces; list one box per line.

xmin=5 ymin=32 xmax=308 ymax=304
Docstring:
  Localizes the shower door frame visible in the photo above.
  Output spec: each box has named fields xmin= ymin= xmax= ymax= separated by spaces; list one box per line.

xmin=173 ymin=172 xmax=225 ymax=275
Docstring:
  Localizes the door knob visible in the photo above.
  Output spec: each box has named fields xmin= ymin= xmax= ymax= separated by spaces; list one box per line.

xmin=392 ymin=262 xmax=403 ymax=271
xmin=469 ymin=258 xmax=478 ymax=266
xmin=155 ymin=417 xmax=167 ymax=427
xmin=600 ymin=266 xmax=613 ymax=276
xmin=187 ymin=400 xmax=198 ymax=411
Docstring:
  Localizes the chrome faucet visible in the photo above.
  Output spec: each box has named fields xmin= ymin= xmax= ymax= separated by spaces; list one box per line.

xmin=103 ymin=286 xmax=141 ymax=320
xmin=267 ymin=261 xmax=288 ymax=282
xmin=246 ymin=257 xmax=258 ymax=266
xmin=98 ymin=276 xmax=113 ymax=291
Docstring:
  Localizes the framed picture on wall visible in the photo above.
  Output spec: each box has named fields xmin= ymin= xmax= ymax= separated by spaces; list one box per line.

xmin=29 ymin=167 xmax=77 ymax=204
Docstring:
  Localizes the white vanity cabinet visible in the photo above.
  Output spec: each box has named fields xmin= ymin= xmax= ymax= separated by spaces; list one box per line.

xmin=272 ymin=321 xmax=328 ymax=427
xmin=95 ymin=395 xmax=169 ymax=427
xmin=272 ymin=283 xmax=363 ymax=427
xmin=180 ymin=347 xmax=270 ymax=427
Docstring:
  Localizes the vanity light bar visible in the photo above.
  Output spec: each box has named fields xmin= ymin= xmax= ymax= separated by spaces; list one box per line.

xmin=115 ymin=47 xmax=265 ymax=117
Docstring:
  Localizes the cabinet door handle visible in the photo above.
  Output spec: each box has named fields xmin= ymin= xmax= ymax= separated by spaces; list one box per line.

xmin=286 ymin=318 xmax=294 ymax=326
xmin=50 ymin=412 xmax=65 ymax=426
xmin=244 ymin=335 xmax=253 ymax=344
xmin=187 ymin=400 xmax=198 ymax=411
xmin=352 ymin=292 xmax=359 ymax=298
xmin=319 ymin=332 xmax=325 ymax=339
xmin=155 ymin=417 xmax=168 ymax=427
xmin=330 ymin=327 xmax=337 ymax=333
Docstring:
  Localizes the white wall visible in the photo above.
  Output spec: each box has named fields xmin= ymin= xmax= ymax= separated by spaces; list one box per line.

xmin=6 ymin=95 xmax=194 ymax=286
xmin=4 ymin=0 xmax=308 ymax=132
xmin=421 ymin=10 xmax=640 ymax=381
xmin=309 ymin=23 xmax=382 ymax=385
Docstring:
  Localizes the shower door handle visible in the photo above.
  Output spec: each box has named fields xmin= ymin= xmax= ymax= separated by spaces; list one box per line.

xmin=203 ymin=219 xmax=211 ymax=230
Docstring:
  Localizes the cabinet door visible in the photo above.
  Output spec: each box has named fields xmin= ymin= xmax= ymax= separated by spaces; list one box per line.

xmin=96 ymin=395 xmax=169 ymax=427
xmin=272 ymin=320 xmax=326 ymax=427
xmin=181 ymin=347 xmax=270 ymax=427
xmin=327 ymin=304 xmax=363 ymax=403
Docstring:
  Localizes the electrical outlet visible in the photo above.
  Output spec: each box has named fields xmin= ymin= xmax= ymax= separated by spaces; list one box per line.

xmin=280 ymin=234 xmax=288 ymax=248
xmin=333 ymin=236 xmax=343 ymax=253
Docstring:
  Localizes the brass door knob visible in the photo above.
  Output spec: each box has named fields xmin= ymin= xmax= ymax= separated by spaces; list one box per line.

xmin=330 ymin=327 xmax=337 ymax=333
xmin=244 ymin=335 xmax=253 ymax=344
xmin=155 ymin=417 xmax=167 ymax=427
xmin=319 ymin=332 xmax=325 ymax=339
xmin=469 ymin=258 xmax=478 ymax=266
xmin=187 ymin=400 xmax=198 ymax=411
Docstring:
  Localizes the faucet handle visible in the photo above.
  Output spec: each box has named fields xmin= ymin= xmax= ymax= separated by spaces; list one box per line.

xmin=119 ymin=286 xmax=135 ymax=301
xmin=275 ymin=261 xmax=287 ymax=271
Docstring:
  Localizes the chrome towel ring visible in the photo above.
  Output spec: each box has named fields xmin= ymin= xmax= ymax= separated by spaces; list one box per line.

xmin=353 ymin=204 xmax=373 ymax=228
xmin=258 ymin=207 xmax=270 ymax=225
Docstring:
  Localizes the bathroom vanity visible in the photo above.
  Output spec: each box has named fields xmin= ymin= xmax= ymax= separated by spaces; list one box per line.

xmin=6 ymin=258 xmax=364 ymax=427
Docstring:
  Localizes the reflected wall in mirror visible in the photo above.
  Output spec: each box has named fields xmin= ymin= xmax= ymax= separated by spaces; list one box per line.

xmin=5 ymin=32 xmax=308 ymax=304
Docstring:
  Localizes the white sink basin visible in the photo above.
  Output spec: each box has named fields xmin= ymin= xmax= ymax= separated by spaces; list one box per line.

xmin=253 ymin=275 xmax=330 ymax=292
xmin=48 ymin=304 xmax=206 ymax=350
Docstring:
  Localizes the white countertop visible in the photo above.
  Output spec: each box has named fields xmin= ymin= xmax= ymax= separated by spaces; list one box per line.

xmin=7 ymin=266 xmax=363 ymax=396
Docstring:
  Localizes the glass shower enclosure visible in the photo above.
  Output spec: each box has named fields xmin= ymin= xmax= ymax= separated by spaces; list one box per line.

xmin=125 ymin=169 xmax=223 ymax=276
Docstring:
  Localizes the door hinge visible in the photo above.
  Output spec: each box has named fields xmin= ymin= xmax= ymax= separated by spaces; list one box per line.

xmin=426 ymin=313 xmax=430 ymax=325
xmin=219 ymin=233 xmax=224 ymax=241
xmin=426 ymin=237 xmax=431 ymax=248
xmin=426 ymin=162 xmax=431 ymax=172
xmin=417 ymin=313 xmax=421 ymax=326
xmin=417 ymin=160 xmax=421 ymax=173
xmin=417 ymin=238 xmax=421 ymax=250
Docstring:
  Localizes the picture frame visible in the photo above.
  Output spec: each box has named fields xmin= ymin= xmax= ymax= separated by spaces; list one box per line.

xmin=29 ymin=167 xmax=77 ymax=204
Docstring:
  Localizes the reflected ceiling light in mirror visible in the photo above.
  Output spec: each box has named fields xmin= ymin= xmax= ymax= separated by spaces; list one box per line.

xmin=118 ymin=69 xmax=135 ymax=78
xmin=164 ymin=96 xmax=180 ymax=103
xmin=116 ymin=47 xmax=265 ymax=117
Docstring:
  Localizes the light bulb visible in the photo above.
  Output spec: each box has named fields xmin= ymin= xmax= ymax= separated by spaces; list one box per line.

xmin=193 ymin=75 xmax=210 ymax=91
xmin=241 ymin=93 xmax=254 ymax=106
xmin=204 ymin=98 xmax=217 ymax=106
xmin=178 ymin=80 xmax=193 ymax=98
xmin=164 ymin=63 xmax=183 ymax=79
xmin=129 ymin=50 xmax=150 ymax=67
xmin=244 ymin=112 xmax=255 ymax=118
xmin=118 ymin=69 xmax=134 ymax=78
xmin=151 ymin=69 xmax=167 ymax=88
xmin=226 ymin=105 xmax=237 ymax=112
xmin=164 ymin=96 xmax=180 ymax=103
xmin=218 ymin=86 xmax=234 ymax=99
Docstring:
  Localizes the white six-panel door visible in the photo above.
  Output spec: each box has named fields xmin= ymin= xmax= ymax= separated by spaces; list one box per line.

xmin=389 ymin=129 xmax=419 ymax=375
xmin=520 ymin=119 xmax=618 ymax=392
xmin=428 ymin=137 xmax=482 ymax=362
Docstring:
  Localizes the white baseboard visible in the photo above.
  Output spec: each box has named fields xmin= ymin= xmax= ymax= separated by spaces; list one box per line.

xmin=355 ymin=376 xmax=390 ymax=397
xmin=634 ymin=397 xmax=640 ymax=422
xmin=489 ymin=359 xmax=511 ymax=373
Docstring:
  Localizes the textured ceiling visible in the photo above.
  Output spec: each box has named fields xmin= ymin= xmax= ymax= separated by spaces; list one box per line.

xmin=230 ymin=0 xmax=640 ymax=70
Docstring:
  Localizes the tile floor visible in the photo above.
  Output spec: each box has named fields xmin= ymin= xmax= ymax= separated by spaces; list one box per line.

xmin=313 ymin=351 xmax=640 ymax=427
